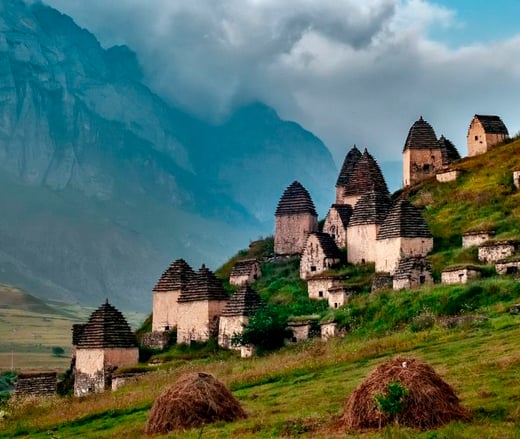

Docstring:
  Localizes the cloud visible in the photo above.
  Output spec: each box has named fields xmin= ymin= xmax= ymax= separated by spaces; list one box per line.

xmin=42 ymin=0 xmax=520 ymax=164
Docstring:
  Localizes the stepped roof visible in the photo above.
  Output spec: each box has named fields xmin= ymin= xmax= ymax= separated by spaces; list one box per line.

xmin=328 ymin=204 xmax=353 ymax=227
xmin=275 ymin=181 xmax=317 ymax=217
xmin=307 ymin=232 xmax=342 ymax=259
xmin=342 ymin=149 xmax=389 ymax=197
xmin=76 ymin=300 xmax=137 ymax=349
xmin=221 ymin=285 xmax=263 ymax=317
xmin=349 ymin=191 xmax=391 ymax=226
xmin=153 ymin=258 xmax=196 ymax=293
xmin=230 ymin=259 xmax=259 ymax=277
xmin=403 ymin=116 xmax=438 ymax=152
xmin=394 ymin=257 xmax=432 ymax=280
xmin=438 ymin=135 xmax=461 ymax=165
xmin=336 ymin=145 xmax=362 ymax=187
xmin=377 ymin=199 xmax=432 ymax=240
xmin=472 ymin=115 xmax=508 ymax=135
xmin=178 ymin=264 xmax=229 ymax=303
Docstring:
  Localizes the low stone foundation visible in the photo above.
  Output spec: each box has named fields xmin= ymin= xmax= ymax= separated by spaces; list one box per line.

xmin=141 ymin=331 xmax=171 ymax=350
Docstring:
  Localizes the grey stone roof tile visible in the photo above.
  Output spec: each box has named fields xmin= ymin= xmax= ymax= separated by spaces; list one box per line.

xmin=153 ymin=258 xmax=197 ymax=293
xmin=221 ymin=285 xmax=263 ymax=317
xmin=336 ymin=145 xmax=362 ymax=187
xmin=343 ymin=149 xmax=389 ymax=197
xmin=349 ymin=191 xmax=391 ymax=226
xmin=275 ymin=181 xmax=317 ymax=216
xmin=178 ymin=265 xmax=229 ymax=302
xmin=403 ymin=116 xmax=438 ymax=151
xmin=377 ymin=199 xmax=432 ymax=240
xmin=473 ymin=115 xmax=508 ymax=135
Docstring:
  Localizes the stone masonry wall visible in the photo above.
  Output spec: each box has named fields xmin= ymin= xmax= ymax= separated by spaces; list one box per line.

xmin=300 ymin=235 xmax=340 ymax=279
xmin=393 ymin=269 xmax=433 ymax=291
xmin=307 ymin=277 xmax=336 ymax=300
xmin=218 ymin=315 xmax=248 ymax=349
xmin=436 ymin=169 xmax=461 ymax=183
xmin=177 ymin=300 xmax=227 ymax=344
xmin=14 ymin=372 xmax=57 ymax=397
xmin=275 ymin=213 xmax=318 ymax=255
xmin=441 ymin=268 xmax=480 ymax=285
xmin=347 ymin=224 xmax=379 ymax=264
xmin=403 ymin=148 xmax=444 ymax=187
xmin=376 ymin=237 xmax=433 ymax=274
xmin=152 ymin=290 xmax=181 ymax=332
xmin=478 ymin=243 xmax=517 ymax=264
xmin=323 ymin=209 xmax=348 ymax=248
xmin=462 ymin=232 xmax=492 ymax=248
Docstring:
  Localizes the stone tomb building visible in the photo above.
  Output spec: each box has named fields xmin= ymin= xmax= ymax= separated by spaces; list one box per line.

xmin=74 ymin=301 xmax=138 ymax=397
xmin=441 ymin=265 xmax=481 ymax=285
xmin=300 ymin=232 xmax=342 ymax=279
xmin=177 ymin=265 xmax=229 ymax=344
xmin=14 ymin=372 xmax=57 ymax=398
xmin=335 ymin=145 xmax=362 ymax=205
xmin=392 ymin=257 xmax=433 ymax=290
xmin=462 ymin=231 xmax=494 ymax=249
xmin=274 ymin=181 xmax=318 ymax=255
xmin=306 ymin=274 xmax=344 ymax=300
xmin=152 ymin=258 xmax=196 ymax=332
xmin=478 ymin=240 xmax=520 ymax=264
xmin=467 ymin=115 xmax=508 ymax=157
xmin=323 ymin=204 xmax=353 ymax=248
xmin=229 ymin=259 xmax=261 ymax=286
xmin=218 ymin=285 xmax=263 ymax=349
xmin=375 ymin=199 xmax=433 ymax=274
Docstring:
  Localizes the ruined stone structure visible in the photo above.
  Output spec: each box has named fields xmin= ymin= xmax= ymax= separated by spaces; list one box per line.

xmin=392 ymin=257 xmax=433 ymax=290
xmin=323 ymin=204 xmax=353 ymax=248
xmin=347 ymin=191 xmax=391 ymax=264
xmin=402 ymin=117 xmax=460 ymax=187
xmin=478 ymin=240 xmax=519 ymax=264
xmin=300 ymin=232 xmax=342 ymax=279
xmin=335 ymin=145 xmax=362 ymax=204
xmin=441 ymin=266 xmax=481 ymax=284
xmin=74 ymin=301 xmax=138 ymax=397
xmin=320 ymin=322 xmax=339 ymax=341
xmin=327 ymin=285 xmax=350 ymax=308
xmin=229 ymin=259 xmax=261 ymax=286
xmin=306 ymin=274 xmax=344 ymax=300
xmin=371 ymin=273 xmax=394 ymax=292
xmin=462 ymin=231 xmax=494 ymax=248
xmin=218 ymin=285 xmax=263 ymax=349
xmin=342 ymin=148 xmax=389 ymax=207
xmin=177 ymin=265 xmax=229 ymax=344
xmin=286 ymin=318 xmax=320 ymax=343
xmin=496 ymin=257 xmax=520 ymax=275
xmin=14 ymin=372 xmax=57 ymax=398
xmin=436 ymin=168 xmax=463 ymax=183
xmin=274 ymin=181 xmax=318 ymax=255
xmin=467 ymin=115 xmax=508 ymax=157
xmin=141 ymin=331 xmax=171 ymax=350
xmin=375 ymin=199 xmax=433 ymax=274
xmin=152 ymin=259 xmax=196 ymax=332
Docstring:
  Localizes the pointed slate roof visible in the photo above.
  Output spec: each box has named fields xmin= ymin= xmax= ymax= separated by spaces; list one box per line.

xmin=153 ymin=258 xmax=197 ymax=293
xmin=76 ymin=300 xmax=137 ymax=349
xmin=178 ymin=264 xmax=229 ymax=302
xmin=230 ymin=259 xmax=259 ymax=277
xmin=403 ymin=116 xmax=438 ymax=152
xmin=275 ymin=181 xmax=317 ymax=217
xmin=329 ymin=204 xmax=353 ymax=227
xmin=349 ymin=191 xmax=391 ymax=226
xmin=377 ymin=199 xmax=432 ymax=240
xmin=336 ymin=145 xmax=362 ymax=187
xmin=342 ymin=149 xmax=389 ymax=197
xmin=472 ymin=115 xmax=508 ymax=135
xmin=438 ymin=135 xmax=460 ymax=165
xmin=220 ymin=285 xmax=263 ymax=317
xmin=394 ymin=257 xmax=432 ymax=280
xmin=307 ymin=232 xmax=342 ymax=259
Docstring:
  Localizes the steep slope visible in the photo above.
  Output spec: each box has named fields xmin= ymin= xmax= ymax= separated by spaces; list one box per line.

xmin=0 ymin=0 xmax=336 ymax=310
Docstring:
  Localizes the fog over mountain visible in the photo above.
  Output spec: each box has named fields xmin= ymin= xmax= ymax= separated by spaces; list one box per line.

xmin=0 ymin=0 xmax=336 ymax=310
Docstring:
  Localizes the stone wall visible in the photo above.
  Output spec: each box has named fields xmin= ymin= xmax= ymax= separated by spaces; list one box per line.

xmin=323 ymin=209 xmax=347 ymax=248
xmin=496 ymin=259 xmax=520 ymax=275
xmin=286 ymin=322 xmax=319 ymax=343
xmin=403 ymin=148 xmax=444 ymax=187
xmin=371 ymin=273 xmax=393 ymax=292
xmin=320 ymin=322 xmax=338 ymax=341
xmin=468 ymin=120 xmax=508 ymax=157
xmin=275 ymin=213 xmax=318 ymax=255
xmin=141 ymin=331 xmax=170 ymax=350
xmin=177 ymin=300 xmax=227 ymax=344
xmin=393 ymin=268 xmax=433 ymax=291
xmin=347 ymin=224 xmax=379 ymax=264
xmin=152 ymin=289 xmax=181 ymax=332
xmin=478 ymin=242 xmax=518 ymax=264
xmin=462 ymin=232 xmax=492 ymax=248
xmin=218 ymin=315 xmax=248 ymax=349
xmin=328 ymin=289 xmax=349 ymax=308
xmin=14 ymin=372 xmax=57 ymax=397
xmin=300 ymin=235 xmax=341 ymax=279
xmin=441 ymin=267 xmax=480 ymax=285
xmin=436 ymin=169 xmax=461 ymax=183
xmin=375 ymin=237 xmax=433 ymax=274
xmin=307 ymin=277 xmax=338 ymax=300
xmin=514 ymin=171 xmax=520 ymax=189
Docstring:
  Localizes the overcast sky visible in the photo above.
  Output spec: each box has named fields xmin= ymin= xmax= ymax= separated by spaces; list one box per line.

xmin=44 ymin=0 xmax=520 ymax=165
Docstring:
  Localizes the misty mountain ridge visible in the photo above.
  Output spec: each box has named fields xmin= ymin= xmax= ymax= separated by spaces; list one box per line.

xmin=0 ymin=0 xmax=337 ymax=310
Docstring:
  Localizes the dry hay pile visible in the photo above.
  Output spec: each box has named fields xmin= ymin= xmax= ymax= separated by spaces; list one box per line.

xmin=145 ymin=372 xmax=247 ymax=435
xmin=341 ymin=357 xmax=469 ymax=430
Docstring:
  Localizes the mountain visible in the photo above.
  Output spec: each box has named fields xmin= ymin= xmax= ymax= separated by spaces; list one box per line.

xmin=0 ymin=0 xmax=336 ymax=310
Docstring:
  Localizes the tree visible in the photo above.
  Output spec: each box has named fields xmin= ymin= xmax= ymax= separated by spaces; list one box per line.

xmin=51 ymin=346 xmax=65 ymax=357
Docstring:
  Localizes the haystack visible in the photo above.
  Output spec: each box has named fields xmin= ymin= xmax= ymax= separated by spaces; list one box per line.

xmin=145 ymin=372 xmax=247 ymax=435
xmin=342 ymin=357 xmax=469 ymax=430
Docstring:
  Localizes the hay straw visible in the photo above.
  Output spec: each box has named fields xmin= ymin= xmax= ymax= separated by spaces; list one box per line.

xmin=145 ymin=372 xmax=247 ymax=435
xmin=341 ymin=357 xmax=469 ymax=430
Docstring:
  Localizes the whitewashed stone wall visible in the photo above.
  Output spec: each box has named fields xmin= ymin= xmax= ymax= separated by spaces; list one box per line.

xmin=229 ymin=263 xmax=261 ymax=286
xmin=375 ymin=237 xmax=433 ymax=274
xmin=328 ymin=289 xmax=349 ymax=308
xmin=496 ymin=260 xmax=520 ymax=275
xmin=321 ymin=322 xmax=338 ymax=341
xmin=300 ymin=235 xmax=340 ymax=280
xmin=347 ymin=224 xmax=379 ymax=264
xmin=323 ymin=209 xmax=348 ymax=248
xmin=307 ymin=277 xmax=335 ymax=300
xmin=514 ymin=171 xmax=520 ymax=189
xmin=463 ymin=232 xmax=492 ymax=248
xmin=275 ymin=214 xmax=318 ymax=255
xmin=177 ymin=300 xmax=227 ymax=344
xmin=467 ymin=119 xmax=508 ymax=157
xmin=152 ymin=290 xmax=181 ymax=332
xmin=436 ymin=169 xmax=461 ymax=183
xmin=393 ymin=269 xmax=433 ymax=291
xmin=403 ymin=148 xmax=444 ymax=187
xmin=478 ymin=242 xmax=517 ymax=264
xmin=441 ymin=268 xmax=480 ymax=285
xmin=218 ymin=315 xmax=248 ymax=349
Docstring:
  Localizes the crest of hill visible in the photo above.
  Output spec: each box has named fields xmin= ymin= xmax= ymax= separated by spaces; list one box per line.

xmin=221 ymin=285 xmax=263 ymax=317
xmin=343 ymin=149 xmax=389 ymax=197
xmin=377 ymin=199 xmax=432 ymax=240
xmin=76 ymin=301 xmax=137 ymax=349
xmin=403 ymin=116 xmax=438 ymax=151
xmin=0 ymin=284 xmax=60 ymax=315
xmin=349 ymin=192 xmax=392 ymax=226
xmin=178 ymin=265 xmax=229 ymax=302
xmin=275 ymin=181 xmax=317 ymax=216
xmin=336 ymin=145 xmax=362 ymax=187
xmin=152 ymin=259 xmax=196 ymax=292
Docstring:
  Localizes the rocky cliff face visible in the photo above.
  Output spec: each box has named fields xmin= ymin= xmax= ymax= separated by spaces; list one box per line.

xmin=0 ymin=0 xmax=336 ymax=310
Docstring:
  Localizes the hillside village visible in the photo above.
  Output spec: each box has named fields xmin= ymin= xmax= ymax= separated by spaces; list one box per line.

xmin=12 ymin=113 xmax=520 ymax=401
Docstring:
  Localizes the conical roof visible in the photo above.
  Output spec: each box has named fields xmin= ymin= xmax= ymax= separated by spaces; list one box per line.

xmin=349 ymin=191 xmax=391 ymax=226
xmin=472 ymin=115 xmax=508 ymax=135
xmin=438 ymin=135 xmax=460 ymax=165
xmin=153 ymin=258 xmax=196 ymax=293
xmin=178 ymin=264 xmax=229 ymax=302
xmin=403 ymin=116 xmax=438 ymax=152
xmin=76 ymin=300 xmax=137 ymax=349
xmin=275 ymin=181 xmax=317 ymax=216
xmin=342 ymin=149 xmax=389 ymax=197
xmin=377 ymin=199 xmax=432 ymax=240
xmin=336 ymin=145 xmax=362 ymax=187
xmin=221 ymin=285 xmax=263 ymax=317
